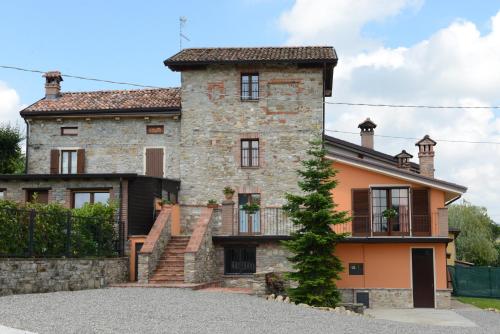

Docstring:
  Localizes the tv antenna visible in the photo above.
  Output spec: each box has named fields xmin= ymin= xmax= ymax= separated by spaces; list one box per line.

xmin=179 ymin=16 xmax=190 ymax=50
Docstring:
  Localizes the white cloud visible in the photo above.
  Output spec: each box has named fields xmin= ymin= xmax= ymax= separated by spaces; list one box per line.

xmin=0 ymin=82 xmax=23 ymax=127
xmin=281 ymin=1 xmax=500 ymax=220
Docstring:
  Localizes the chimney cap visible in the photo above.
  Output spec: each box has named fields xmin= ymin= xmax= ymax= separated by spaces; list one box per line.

xmin=358 ymin=117 xmax=377 ymax=130
xmin=415 ymin=134 xmax=436 ymax=146
xmin=395 ymin=149 xmax=413 ymax=159
xmin=43 ymin=71 xmax=63 ymax=82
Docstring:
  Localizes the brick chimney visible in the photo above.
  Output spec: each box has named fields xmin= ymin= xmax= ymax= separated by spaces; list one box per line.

xmin=395 ymin=150 xmax=413 ymax=171
xmin=358 ymin=118 xmax=377 ymax=149
xmin=415 ymin=135 xmax=437 ymax=178
xmin=43 ymin=71 xmax=63 ymax=100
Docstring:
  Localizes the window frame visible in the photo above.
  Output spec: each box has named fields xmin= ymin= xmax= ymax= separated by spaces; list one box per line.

xmin=0 ymin=188 xmax=4 ymax=200
xmin=71 ymin=190 xmax=110 ymax=209
xmin=60 ymin=127 xmax=78 ymax=136
xmin=370 ymin=186 xmax=410 ymax=236
xmin=240 ymin=73 xmax=259 ymax=101
xmin=240 ymin=139 xmax=259 ymax=168
xmin=224 ymin=246 xmax=257 ymax=275
xmin=60 ymin=150 xmax=78 ymax=174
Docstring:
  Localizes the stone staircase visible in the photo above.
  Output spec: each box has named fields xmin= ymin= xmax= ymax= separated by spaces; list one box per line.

xmin=149 ymin=236 xmax=190 ymax=284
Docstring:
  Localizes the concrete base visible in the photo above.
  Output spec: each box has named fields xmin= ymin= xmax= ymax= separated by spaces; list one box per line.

xmin=365 ymin=308 xmax=478 ymax=327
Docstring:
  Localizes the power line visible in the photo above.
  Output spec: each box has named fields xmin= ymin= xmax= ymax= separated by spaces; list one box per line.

xmin=3 ymin=64 xmax=500 ymax=109
xmin=325 ymin=129 xmax=500 ymax=145
xmin=0 ymin=65 xmax=162 ymax=89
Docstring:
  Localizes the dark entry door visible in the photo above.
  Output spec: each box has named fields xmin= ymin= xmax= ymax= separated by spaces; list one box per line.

xmin=412 ymin=248 xmax=435 ymax=308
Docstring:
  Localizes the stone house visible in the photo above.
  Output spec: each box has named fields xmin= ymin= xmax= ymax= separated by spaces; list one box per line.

xmin=0 ymin=46 xmax=466 ymax=308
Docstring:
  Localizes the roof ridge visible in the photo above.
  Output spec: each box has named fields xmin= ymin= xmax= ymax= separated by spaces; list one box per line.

xmin=59 ymin=87 xmax=180 ymax=95
xmin=178 ymin=46 xmax=334 ymax=50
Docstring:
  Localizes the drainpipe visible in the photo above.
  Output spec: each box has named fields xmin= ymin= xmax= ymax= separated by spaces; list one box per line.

xmin=24 ymin=119 xmax=30 ymax=174
xmin=322 ymin=62 xmax=326 ymax=143
xmin=118 ymin=177 xmax=124 ymax=256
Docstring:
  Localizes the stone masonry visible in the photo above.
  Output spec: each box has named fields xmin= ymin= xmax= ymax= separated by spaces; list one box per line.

xmin=0 ymin=257 xmax=128 ymax=296
xmin=26 ymin=116 xmax=180 ymax=179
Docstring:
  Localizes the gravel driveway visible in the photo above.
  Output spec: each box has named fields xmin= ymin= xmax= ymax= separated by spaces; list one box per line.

xmin=0 ymin=288 xmax=498 ymax=334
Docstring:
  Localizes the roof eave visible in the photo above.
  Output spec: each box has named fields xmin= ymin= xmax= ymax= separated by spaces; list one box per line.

xmin=20 ymin=107 xmax=181 ymax=118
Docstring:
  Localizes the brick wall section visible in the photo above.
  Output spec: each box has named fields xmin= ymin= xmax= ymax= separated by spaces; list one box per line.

xmin=178 ymin=64 xmax=323 ymax=208
xmin=137 ymin=207 xmax=172 ymax=283
xmin=184 ymin=208 xmax=220 ymax=283
xmin=0 ymin=257 xmax=128 ymax=296
xmin=27 ymin=117 xmax=180 ymax=179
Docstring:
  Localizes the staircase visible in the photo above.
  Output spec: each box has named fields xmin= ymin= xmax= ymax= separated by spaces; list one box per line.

xmin=149 ymin=236 xmax=190 ymax=284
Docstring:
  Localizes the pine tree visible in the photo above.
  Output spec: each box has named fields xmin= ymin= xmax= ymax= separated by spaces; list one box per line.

xmin=282 ymin=139 xmax=350 ymax=307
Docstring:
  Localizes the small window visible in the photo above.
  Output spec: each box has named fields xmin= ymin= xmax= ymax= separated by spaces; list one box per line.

xmin=0 ymin=190 xmax=5 ymax=200
xmin=241 ymin=73 xmax=259 ymax=100
xmin=72 ymin=191 xmax=110 ymax=209
xmin=61 ymin=127 xmax=78 ymax=136
xmin=349 ymin=263 xmax=364 ymax=275
xmin=26 ymin=189 xmax=49 ymax=204
xmin=241 ymin=139 xmax=259 ymax=167
xmin=224 ymin=247 xmax=256 ymax=275
xmin=61 ymin=150 xmax=77 ymax=174
xmin=146 ymin=125 xmax=164 ymax=134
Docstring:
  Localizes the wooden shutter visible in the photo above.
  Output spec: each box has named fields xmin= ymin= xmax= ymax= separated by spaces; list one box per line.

xmin=145 ymin=148 xmax=164 ymax=177
xmin=352 ymin=189 xmax=370 ymax=235
xmin=77 ymin=149 xmax=85 ymax=174
xmin=412 ymin=189 xmax=430 ymax=235
xmin=50 ymin=150 xmax=60 ymax=174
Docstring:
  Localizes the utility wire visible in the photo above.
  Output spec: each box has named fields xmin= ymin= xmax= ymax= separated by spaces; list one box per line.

xmin=325 ymin=129 xmax=500 ymax=145
xmin=3 ymin=64 xmax=500 ymax=109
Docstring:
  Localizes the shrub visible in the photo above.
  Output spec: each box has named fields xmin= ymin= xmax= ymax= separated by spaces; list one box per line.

xmin=265 ymin=272 xmax=286 ymax=296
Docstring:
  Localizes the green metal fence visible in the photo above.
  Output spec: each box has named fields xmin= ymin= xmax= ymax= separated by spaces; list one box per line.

xmin=448 ymin=265 xmax=500 ymax=298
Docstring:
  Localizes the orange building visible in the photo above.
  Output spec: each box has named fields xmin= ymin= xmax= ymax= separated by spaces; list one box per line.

xmin=324 ymin=119 xmax=466 ymax=308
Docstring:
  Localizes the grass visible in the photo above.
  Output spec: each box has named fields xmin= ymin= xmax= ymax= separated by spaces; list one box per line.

xmin=456 ymin=296 xmax=500 ymax=310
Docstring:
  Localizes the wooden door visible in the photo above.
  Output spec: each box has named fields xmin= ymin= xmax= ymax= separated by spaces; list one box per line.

xmin=145 ymin=148 xmax=164 ymax=177
xmin=412 ymin=248 xmax=435 ymax=308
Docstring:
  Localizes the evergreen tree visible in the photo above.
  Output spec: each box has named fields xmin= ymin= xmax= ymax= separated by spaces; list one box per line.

xmin=282 ymin=139 xmax=350 ymax=307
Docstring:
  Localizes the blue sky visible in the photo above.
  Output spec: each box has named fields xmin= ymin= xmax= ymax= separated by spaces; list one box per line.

xmin=0 ymin=0 xmax=498 ymax=103
xmin=1 ymin=0 xmax=500 ymax=219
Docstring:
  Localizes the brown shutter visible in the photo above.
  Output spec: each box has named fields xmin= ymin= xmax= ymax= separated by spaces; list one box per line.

xmin=50 ymin=150 xmax=60 ymax=174
xmin=412 ymin=189 xmax=430 ymax=235
xmin=145 ymin=148 xmax=164 ymax=177
xmin=352 ymin=189 xmax=370 ymax=235
xmin=77 ymin=149 xmax=85 ymax=174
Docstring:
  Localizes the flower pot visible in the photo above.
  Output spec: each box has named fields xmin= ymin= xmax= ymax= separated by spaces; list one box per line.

xmin=224 ymin=193 xmax=234 ymax=200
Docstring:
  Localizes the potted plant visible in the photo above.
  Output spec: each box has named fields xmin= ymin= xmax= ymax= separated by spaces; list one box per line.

xmin=207 ymin=199 xmax=218 ymax=208
xmin=382 ymin=207 xmax=398 ymax=220
xmin=223 ymin=186 xmax=235 ymax=200
xmin=242 ymin=202 xmax=260 ymax=215
xmin=161 ymin=198 xmax=174 ymax=208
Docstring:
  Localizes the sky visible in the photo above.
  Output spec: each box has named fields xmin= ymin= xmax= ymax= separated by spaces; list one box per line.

xmin=0 ymin=0 xmax=499 ymax=221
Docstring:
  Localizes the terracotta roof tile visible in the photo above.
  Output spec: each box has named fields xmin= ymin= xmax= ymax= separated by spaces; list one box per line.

xmin=165 ymin=46 xmax=337 ymax=68
xmin=21 ymin=88 xmax=181 ymax=114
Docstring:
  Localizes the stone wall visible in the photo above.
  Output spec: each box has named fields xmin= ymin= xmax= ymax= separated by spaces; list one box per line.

xmin=27 ymin=116 xmax=180 ymax=179
xmin=184 ymin=208 xmax=219 ymax=283
xmin=0 ymin=257 xmax=128 ymax=296
xmin=179 ymin=64 xmax=323 ymax=207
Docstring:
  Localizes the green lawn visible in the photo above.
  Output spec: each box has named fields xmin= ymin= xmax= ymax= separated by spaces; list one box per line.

xmin=456 ymin=296 xmax=500 ymax=310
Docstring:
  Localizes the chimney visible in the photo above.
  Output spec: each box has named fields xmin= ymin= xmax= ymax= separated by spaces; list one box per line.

xmin=43 ymin=71 xmax=63 ymax=99
xmin=415 ymin=135 xmax=437 ymax=178
xmin=358 ymin=118 xmax=377 ymax=149
xmin=395 ymin=150 xmax=413 ymax=171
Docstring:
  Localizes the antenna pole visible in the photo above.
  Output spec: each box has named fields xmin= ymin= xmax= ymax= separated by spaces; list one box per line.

xmin=179 ymin=16 xmax=190 ymax=50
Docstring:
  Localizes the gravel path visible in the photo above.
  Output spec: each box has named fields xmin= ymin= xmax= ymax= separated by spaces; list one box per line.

xmin=0 ymin=288 xmax=498 ymax=334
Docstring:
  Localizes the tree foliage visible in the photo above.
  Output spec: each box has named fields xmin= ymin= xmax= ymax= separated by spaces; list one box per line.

xmin=282 ymin=140 xmax=350 ymax=307
xmin=0 ymin=123 xmax=25 ymax=174
xmin=449 ymin=201 xmax=499 ymax=266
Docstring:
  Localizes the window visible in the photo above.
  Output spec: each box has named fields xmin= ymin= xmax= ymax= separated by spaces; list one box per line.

xmin=224 ymin=247 xmax=256 ymax=275
xmin=61 ymin=150 xmax=77 ymax=174
xmin=0 ymin=190 xmax=4 ymax=200
xmin=241 ymin=139 xmax=259 ymax=167
xmin=349 ymin=263 xmax=364 ymax=275
xmin=26 ymin=189 xmax=49 ymax=204
xmin=72 ymin=191 xmax=110 ymax=209
xmin=61 ymin=127 xmax=78 ymax=136
xmin=241 ymin=73 xmax=259 ymax=100
xmin=372 ymin=187 xmax=410 ymax=235
xmin=238 ymin=193 xmax=261 ymax=234
xmin=146 ymin=125 xmax=164 ymax=134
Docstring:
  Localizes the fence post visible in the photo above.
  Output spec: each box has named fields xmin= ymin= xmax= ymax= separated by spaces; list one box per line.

xmin=28 ymin=209 xmax=35 ymax=257
xmin=489 ymin=267 xmax=493 ymax=298
xmin=66 ymin=212 xmax=72 ymax=257
xmin=97 ymin=219 xmax=103 ymax=257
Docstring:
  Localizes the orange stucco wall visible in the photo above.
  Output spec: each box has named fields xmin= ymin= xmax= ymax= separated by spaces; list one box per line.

xmin=336 ymin=243 xmax=448 ymax=290
xmin=331 ymin=162 xmax=446 ymax=235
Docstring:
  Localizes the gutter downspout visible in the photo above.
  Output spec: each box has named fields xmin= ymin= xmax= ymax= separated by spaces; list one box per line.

xmin=322 ymin=62 xmax=326 ymax=143
xmin=118 ymin=177 xmax=124 ymax=256
xmin=24 ymin=119 xmax=30 ymax=174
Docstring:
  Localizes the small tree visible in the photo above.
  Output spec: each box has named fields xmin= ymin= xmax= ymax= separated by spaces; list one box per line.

xmin=282 ymin=139 xmax=350 ymax=307
xmin=0 ymin=123 xmax=25 ymax=174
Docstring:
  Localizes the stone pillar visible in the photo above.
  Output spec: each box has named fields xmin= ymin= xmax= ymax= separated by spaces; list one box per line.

xmin=437 ymin=207 xmax=448 ymax=237
xmin=221 ymin=200 xmax=235 ymax=235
